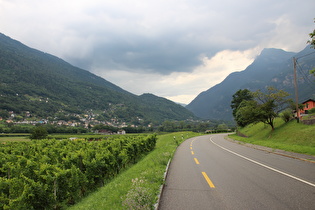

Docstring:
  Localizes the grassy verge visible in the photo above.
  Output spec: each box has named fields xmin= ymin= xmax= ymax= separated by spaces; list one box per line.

xmin=0 ymin=135 xmax=30 ymax=142
xmin=68 ymin=132 xmax=201 ymax=210
xmin=229 ymin=118 xmax=315 ymax=156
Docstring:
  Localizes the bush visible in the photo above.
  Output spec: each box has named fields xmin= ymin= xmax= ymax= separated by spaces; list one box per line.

xmin=29 ymin=126 xmax=48 ymax=139
xmin=122 ymin=178 xmax=152 ymax=210
xmin=280 ymin=109 xmax=293 ymax=123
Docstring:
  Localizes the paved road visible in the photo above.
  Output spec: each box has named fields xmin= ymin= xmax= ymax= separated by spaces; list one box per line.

xmin=158 ymin=134 xmax=315 ymax=210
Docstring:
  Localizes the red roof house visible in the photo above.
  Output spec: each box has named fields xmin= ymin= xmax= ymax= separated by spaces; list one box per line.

xmin=300 ymin=99 xmax=315 ymax=114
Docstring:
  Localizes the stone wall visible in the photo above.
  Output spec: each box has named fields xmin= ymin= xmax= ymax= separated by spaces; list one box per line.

xmin=301 ymin=119 xmax=315 ymax=125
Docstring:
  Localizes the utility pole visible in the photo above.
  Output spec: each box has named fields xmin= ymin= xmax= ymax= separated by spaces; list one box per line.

xmin=293 ymin=57 xmax=300 ymax=122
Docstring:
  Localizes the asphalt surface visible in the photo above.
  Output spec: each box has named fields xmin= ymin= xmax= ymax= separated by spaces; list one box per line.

xmin=158 ymin=134 xmax=315 ymax=210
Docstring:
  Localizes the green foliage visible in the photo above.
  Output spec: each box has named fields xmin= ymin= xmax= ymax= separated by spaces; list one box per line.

xmin=280 ymin=109 xmax=294 ymax=122
xmin=235 ymin=87 xmax=291 ymax=130
xmin=307 ymin=19 xmax=315 ymax=48
xmin=235 ymin=100 xmax=258 ymax=127
xmin=122 ymin=178 xmax=152 ymax=209
xmin=157 ymin=120 xmax=227 ymax=132
xmin=0 ymin=110 xmax=9 ymax=119
xmin=217 ymin=123 xmax=228 ymax=130
xmin=307 ymin=19 xmax=315 ymax=75
xmin=308 ymin=107 xmax=315 ymax=114
xmin=231 ymin=89 xmax=253 ymax=118
xmin=92 ymin=124 xmax=119 ymax=132
xmin=29 ymin=126 xmax=48 ymax=140
xmin=0 ymin=134 xmax=157 ymax=209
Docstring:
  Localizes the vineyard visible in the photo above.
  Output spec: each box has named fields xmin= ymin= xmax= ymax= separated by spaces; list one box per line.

xmin=0 ymin=134 xmax=157 ymax=209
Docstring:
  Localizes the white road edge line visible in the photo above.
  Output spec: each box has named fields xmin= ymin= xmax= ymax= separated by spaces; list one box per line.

xmin=210 ymin=137 xmax=315 ymax=188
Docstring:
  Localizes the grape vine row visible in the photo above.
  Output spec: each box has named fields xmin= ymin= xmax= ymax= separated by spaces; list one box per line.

xmin=0 ymin=134 xmax=157 ymax=209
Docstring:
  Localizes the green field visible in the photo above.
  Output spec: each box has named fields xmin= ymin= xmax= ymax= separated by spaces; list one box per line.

xmin=0 ymin=133 xmax=143 ymax=142
xmin=229 ymin=118 xmax=315 ymax=156
xmin=0 ymin=133 xmax=30 ymax=142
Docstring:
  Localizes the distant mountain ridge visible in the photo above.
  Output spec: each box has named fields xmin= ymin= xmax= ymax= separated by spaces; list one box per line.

xmin=0 ymin=33 xmax=195 ymax=125
xmin=186 ymin=46 xmax=315 ymax=121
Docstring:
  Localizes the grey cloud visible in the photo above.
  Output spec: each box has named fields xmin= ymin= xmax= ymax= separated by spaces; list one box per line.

xmin=63 ymin=0 xmax=313 ymax=74
xmin=4 ymin=0 xmax=313 ymax=76
xmin=65 ymin=31 xmax=220 ymax=74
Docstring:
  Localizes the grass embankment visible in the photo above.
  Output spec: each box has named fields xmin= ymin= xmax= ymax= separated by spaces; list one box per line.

xmin=229 ymin=118 xmax=315 ymax=156
xmin=68 ymin=132 xmax=201 ymax=210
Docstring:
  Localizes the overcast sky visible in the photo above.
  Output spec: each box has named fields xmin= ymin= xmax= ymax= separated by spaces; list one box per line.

xmin=1 ymin=0 xmax=314 ymax=104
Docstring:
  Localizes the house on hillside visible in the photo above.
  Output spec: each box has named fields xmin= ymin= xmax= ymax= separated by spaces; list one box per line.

xmin=300 ymin=99 xmax=315 ymax=114
xmin=117 ymin=130 xmax=126 ymax=135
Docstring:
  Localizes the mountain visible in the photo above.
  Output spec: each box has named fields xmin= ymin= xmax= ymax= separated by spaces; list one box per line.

xmin=0 ymin=33 xmax=195 ymax=124
xmin=186 ymin=47 xmax=315 ymax=121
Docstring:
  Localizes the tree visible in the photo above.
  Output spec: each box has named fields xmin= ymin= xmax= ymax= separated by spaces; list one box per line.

xmin=307 ymin=18 xmax=315 ymax=48
xmin=235 ymin=100 xmax=258 ymax=127
xmin=288 ymin=101 xmax=304 ymax=116
xmin=0 ymin=110 xmax=9 ymax=119
xmin=231 ymin=89 xmax=253 ymax=118
xmin=29 ymin=126 xmax=48 ymax=140
xmin=231 ymin=89 xmax=254 ymax=126
xmin=235 ymin=87 xmax=291 ymax=131
xmin=307 ymin=18 xmax=315 ymax=75
xmin=280 ymin=109 xmax=294 ymax=123
xmin=217 ymin=123 xmax=228 ymax=130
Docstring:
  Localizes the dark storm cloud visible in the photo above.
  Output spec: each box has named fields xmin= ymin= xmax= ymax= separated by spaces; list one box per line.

xmin=68 ymin=34 xmax=211 ymax=74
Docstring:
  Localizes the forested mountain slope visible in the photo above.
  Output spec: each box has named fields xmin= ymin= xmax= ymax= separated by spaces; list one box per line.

xmin=0 ymin=33 xmax=195 ymax=124
xmin=186 ymin=46 xmax=315 ymax=121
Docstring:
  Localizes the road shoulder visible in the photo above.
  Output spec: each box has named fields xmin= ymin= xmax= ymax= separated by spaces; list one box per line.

xmin=226 ymin=136 xmax=315 ymax=163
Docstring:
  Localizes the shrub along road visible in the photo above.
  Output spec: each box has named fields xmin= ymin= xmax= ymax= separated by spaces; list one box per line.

xmin=158 ymin=134 xmax=315 ymax=209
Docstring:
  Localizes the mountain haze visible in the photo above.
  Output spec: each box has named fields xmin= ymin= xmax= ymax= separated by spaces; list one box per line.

xmin=186 ymin=46 xmax=315 ymax=121
xmin=0 ymin=33 xmax=195 ymax=124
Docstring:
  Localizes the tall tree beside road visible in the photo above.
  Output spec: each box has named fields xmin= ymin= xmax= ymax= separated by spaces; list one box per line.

xmin=235 ymin=87 xmax=291 ymax=131
xmin=235 ymin=100 xmax=258 ymax=127
xmin=231 ymin=89 xmax=253 ymax=126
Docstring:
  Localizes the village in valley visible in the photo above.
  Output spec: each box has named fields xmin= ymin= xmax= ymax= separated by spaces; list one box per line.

xmin=0 ymin=108 xmax=142 ymax=134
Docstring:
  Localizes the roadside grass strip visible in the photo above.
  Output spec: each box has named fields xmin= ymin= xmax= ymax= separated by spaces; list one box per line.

xmin=230 ymin=119 xmax=315 ymax=156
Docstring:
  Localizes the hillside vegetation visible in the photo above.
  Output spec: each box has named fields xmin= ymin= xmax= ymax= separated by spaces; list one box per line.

xmin=230 ymin=118 xmax=315 ymax=156
xmin=0 ymin=33 xmax=195 ymax=126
